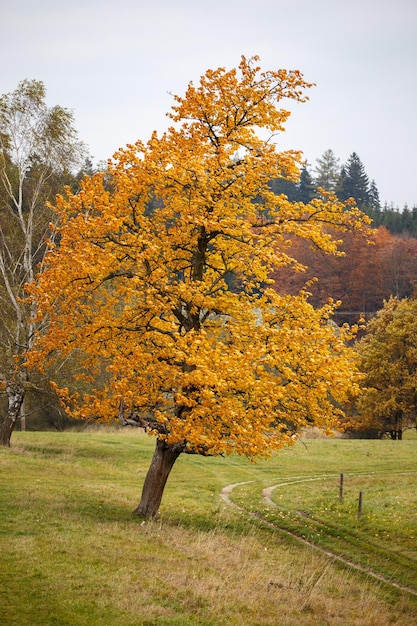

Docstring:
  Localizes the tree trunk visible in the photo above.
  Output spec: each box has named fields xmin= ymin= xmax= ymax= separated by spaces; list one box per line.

xmin=133 ymin=438 xmax=182 ymax=519
xmin=0 ymin=378 xmax=25 ymax=447
xmin=19 ymin=396 xmax=26 ymax=432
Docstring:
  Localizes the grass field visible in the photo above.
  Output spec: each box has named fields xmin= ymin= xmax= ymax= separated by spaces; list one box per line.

xmin=1 ymin=429 xmax=416 ymax=625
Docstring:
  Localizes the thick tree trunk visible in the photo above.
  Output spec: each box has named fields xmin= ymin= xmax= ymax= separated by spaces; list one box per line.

xmin=0 ymin=378 xmax=25 ymax=447
xmin=133 ymin=438 xmax=182 ymax=519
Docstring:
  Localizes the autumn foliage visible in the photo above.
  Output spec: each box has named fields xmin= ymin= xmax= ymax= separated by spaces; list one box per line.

xmin=352 ymin=297 xmax=417 ymax=439
xmin=271 ymin=226 xmax=417 ymax=324
xmin=27 ymin=57 xmax=370 ymax=517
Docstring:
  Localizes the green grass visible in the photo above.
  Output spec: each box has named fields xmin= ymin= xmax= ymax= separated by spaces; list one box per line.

xmin=233 ymin=464 xmax=417 ymax=591
xmin=1 ymin=430 xmax=417 ymax=625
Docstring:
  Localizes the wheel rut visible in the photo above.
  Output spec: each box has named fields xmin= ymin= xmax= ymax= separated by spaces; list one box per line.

xmin=220 ymin=477 xmax=417 ymax=598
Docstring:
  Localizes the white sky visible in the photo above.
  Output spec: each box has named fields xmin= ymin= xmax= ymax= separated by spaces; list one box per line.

xmin=2 ymin=0 xmax=416 ymax=207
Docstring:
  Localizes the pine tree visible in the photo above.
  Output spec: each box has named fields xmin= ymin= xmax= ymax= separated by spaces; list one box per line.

xmin=268 ymin=176 xmax=298 ymax=201
xmin=314 ymin=149 xmax=340 ymax=192
xmin=338 ymin=152 xmax=370 ymax=208
xmin=367 ymin=179 xmax=381 ymax=223
xmin=368 ymin=179 xmax=380 ymax=209
xmin=296 ymin=165 xmax=316 ymax=202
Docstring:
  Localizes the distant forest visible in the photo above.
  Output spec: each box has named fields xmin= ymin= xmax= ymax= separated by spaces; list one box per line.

xmin=271 ymin=149 xmax=417 ymax=237
xmin=269 ymin=150 xmax=417 ymax=324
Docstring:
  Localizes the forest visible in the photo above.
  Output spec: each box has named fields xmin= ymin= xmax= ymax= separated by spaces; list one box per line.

xmin=270 ymin=150 xmax=417 ymax=324
xmin=272 ymin=149 xmax=417 ymax=236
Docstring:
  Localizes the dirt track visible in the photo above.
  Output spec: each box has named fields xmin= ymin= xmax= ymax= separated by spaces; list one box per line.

xmin=221 ymin=478 xmax=417 ymax=598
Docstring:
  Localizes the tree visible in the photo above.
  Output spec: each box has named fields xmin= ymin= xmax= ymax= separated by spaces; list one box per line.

xmin=314 ymin=149 xmax=340 ymax=192
xmin=269 ymin=164 xmax=316 ymax=203
xmin=28 ymin=57 xmax=368 ymax=518
xmin=337 ymin=152 xmax=370 ymax=208
xmin=354 ymin=297 xmax=417 ymax=439
xmin=268 ymin=176 xmax=298 ymax=201
xmin=0 ymin=79 xmax=85 ymax=446
xmin=378 ymin=232 xmax=417 ymax=300
xmin=368 ymin=179 xmax=381 ymax=212
xmin=296 ymin=164 xmax=316 ymax=203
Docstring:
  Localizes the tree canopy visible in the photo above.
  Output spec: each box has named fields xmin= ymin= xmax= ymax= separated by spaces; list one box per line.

xmin=353 ymin=297 xmax=417 ymax=439
xmin=28 ymin=57 xmax=369 ymax=517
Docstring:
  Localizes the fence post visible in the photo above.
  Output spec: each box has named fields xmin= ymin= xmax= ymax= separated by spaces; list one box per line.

xmin=357 ymin=491 xmax=363 ymax=519
xmin=339 ymin=473 xmax=344 ymax=502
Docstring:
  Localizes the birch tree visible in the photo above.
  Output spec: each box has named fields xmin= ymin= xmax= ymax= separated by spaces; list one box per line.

xmin=0 ymin=79 xmax=85 ymax=445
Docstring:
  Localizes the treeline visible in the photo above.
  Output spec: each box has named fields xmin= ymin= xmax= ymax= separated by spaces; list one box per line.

xmin=270 ymin=149 xmax=417 ymax=237
xmin=270 ymin=226 xmax=417 ymax=325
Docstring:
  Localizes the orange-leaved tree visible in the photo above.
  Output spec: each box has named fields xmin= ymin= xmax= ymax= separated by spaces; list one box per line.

xmin=27 ymin=57 xmax=369 ymax=518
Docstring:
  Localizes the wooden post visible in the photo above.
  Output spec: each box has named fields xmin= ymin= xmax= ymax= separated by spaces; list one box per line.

xmin=357 ymin=491 xmax=363 ymax=519
xmin=339 ymin=473 xmax=344 ymax=502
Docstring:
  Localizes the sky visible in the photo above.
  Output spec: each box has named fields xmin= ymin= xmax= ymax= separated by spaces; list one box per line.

xmin=2 ymin=0 xmax=416 ymax=207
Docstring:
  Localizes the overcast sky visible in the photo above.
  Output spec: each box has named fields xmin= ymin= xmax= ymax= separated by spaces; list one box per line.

xmin=2 ymin=0 xmax=416 ymax=207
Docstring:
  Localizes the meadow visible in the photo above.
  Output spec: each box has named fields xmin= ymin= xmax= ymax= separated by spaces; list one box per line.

xmin=1 ymin=429 xmax=416 ymax=625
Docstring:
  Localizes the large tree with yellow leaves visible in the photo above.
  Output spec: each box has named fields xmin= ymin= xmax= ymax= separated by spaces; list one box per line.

xmin=28 ymin=57 xmax=368 ymax=518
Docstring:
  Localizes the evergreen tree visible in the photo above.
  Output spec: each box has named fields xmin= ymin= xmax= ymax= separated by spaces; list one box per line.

xmin=338 ymin=152 xmax=370 ymax=208
xmin=314 ymin=149 xmax=340 ymax=192
xmin=268 ymin=176 xmax=298 ymax=201
xmin=296 ymin=164 xmax=316 ymax=202
xmin=401 ymin=205 xmax=412 ymax=233
xmin=368 ymin=179 xmax=380 ymax=210
xmin=367 ymin=179 xmax=381 ymax=223
xmin=381 ymin=202 xmax=401 ymax=234
xmin=411 ymin=206 xmax=417 ymax=237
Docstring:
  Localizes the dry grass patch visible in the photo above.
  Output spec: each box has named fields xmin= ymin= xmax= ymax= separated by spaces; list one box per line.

xmin=108 ymin=520 xmax=416 ymax=625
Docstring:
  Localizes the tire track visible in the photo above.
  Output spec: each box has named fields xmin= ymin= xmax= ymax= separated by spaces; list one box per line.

xmin=220 ymin=477 xmax=417 ymax=598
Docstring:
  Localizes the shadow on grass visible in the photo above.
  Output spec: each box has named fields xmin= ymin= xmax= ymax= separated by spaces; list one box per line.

xmin=48 ymin=488 xmax=261 ymax=542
